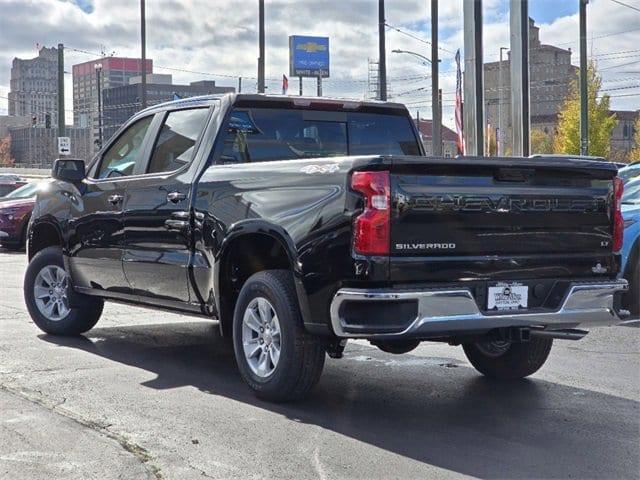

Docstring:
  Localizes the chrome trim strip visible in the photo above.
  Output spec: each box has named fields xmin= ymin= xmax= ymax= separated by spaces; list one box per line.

xmin=329 ymin=280 xmax=629 ymax=338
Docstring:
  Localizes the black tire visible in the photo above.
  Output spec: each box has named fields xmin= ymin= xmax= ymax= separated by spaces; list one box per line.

xmin=24 ymin=246 xmax=104 ymax=335
xmin=232 ymin=270 xmax=325 ymax=402
xmin=463 ymin=337 xmax=553 ymax=380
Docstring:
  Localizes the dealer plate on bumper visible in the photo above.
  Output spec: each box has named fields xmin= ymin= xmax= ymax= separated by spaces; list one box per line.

xmin=487 ymin=282 xmax=528 ymax=311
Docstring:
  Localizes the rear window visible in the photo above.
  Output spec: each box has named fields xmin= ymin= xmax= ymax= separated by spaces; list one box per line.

xmin=220 ymin=108 xmax=420 ymax=163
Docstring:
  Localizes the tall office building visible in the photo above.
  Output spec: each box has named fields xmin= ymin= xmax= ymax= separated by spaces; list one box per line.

xmin=102 ymin=75 xmax=234 ymax=142
xmin=483 ymin=18 xmax=577 ymax=153
xmin=8 ymin=46 xmax=59 ymax=127
xmin=72 ymin=57 xmax=152 ymax=149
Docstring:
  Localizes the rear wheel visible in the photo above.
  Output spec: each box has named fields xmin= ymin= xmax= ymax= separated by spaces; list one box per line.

xmin=463 ymin=337 xmax=553 ymax=380
xmin=24 ymin=246 xmax=103 ymax=335
xmin=232 ymin=270 xmax=325 ymax=402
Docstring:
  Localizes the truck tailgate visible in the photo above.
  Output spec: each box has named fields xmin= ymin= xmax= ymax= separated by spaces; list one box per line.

xmin=388 ymin=157 xmax=618 ymax=282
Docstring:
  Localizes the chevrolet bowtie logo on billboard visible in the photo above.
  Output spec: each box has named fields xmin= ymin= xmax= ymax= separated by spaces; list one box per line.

xmin=296 ymin=42 xmax=328 ymax=53
xmin=289 ymin=35 xmax=330 ymax=78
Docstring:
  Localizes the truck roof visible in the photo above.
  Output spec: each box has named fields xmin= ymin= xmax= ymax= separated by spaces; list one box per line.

xmin=139 ymin=93 xmax=410 ymax=115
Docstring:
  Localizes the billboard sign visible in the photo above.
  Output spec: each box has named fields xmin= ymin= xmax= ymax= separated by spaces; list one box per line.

xmin=289 ymin=36 xmax=330 ymax=78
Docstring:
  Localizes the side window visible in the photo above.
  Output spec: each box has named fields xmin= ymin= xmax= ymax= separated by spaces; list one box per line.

xmin=96 ymin=116 xmax=153 ymax=179
xmin=220 ymin=109 xmax=347 ymax=163
xmin=147 ymin=108 xmax=210 ymax=174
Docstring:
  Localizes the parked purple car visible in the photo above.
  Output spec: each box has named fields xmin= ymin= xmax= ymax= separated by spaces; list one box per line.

xmin=0 ymin=182 xmax=40 ymax=250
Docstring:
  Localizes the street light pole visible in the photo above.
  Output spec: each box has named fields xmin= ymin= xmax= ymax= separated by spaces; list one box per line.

xmin=95 ymin=64 xmax=103 ymax=150
xmin=579 ymin=0 xmax=589 ymax=155
xmin=57 ymin=43 xmax=65 ymax=136
xmin=431 ymin=0 xmax=441 ymax=156
xmin=140 ymin=0 xmax=147 ymax=109
xmin=392 ymin=50 xmax=432 ymax=65
xmin=498 ymin=46 xmax=508 ymax=156
xmin=258 ymin=0 xmax=265 ymax=93
xmin=378 ymin=0 xmax=387 ymax=101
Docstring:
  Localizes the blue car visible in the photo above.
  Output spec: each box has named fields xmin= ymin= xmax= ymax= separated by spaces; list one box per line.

xmin=620 ymin=173 xmax=640 ymax=318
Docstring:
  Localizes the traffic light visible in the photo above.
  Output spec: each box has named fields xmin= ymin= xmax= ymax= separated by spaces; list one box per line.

xmin=45 ymin=113 xmax=51 ymax=129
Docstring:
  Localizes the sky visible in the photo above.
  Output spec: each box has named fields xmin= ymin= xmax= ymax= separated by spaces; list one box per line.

xmin=0 ymin=0 xmax=638 ymax=129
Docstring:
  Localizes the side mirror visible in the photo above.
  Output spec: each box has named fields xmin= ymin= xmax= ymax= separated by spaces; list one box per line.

xmin=52 ymin=158 xmax=86 ymax=183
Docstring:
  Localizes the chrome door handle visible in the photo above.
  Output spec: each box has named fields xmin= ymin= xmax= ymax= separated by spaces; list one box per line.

xmin=167 ymin=191 xmax=187 ymax=203
xmin=165 ymin=219 xmax=190 ymax=231
xmin=108 ymin=194 xmax=123 ymax=205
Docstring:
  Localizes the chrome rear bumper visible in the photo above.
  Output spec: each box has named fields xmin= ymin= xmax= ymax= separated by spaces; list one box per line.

xmin=329 ymin=280 xmax=629 ymax=339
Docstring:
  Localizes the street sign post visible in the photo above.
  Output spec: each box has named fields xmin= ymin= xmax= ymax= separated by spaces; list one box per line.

xmin=57 ymin=136 xmax=71 ymax=156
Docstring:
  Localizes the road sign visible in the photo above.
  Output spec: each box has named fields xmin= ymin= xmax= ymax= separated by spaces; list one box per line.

xmin=289 ymin=36 xmax=330 ymax=78
xmin=57 ymin=137 xmax=71 ymax=156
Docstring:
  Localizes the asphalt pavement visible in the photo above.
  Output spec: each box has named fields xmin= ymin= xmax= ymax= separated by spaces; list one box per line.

xmin=1 ymin=249 xmax=639 ymax=479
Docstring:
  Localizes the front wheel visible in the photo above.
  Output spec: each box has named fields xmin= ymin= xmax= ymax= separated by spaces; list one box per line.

xmin=232 ymin=270 xmax=325 ymax=402
xmin=463 ymin=337 xmax=553 ymax=380
xmin=24 ymin=246 xmax=104 ymax=335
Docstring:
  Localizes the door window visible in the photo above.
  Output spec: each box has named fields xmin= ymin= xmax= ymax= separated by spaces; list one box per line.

xmin=96 ymin=116 xmax=153 ymax=179
xmin=147 ymin=108 xmax=210 ymax=174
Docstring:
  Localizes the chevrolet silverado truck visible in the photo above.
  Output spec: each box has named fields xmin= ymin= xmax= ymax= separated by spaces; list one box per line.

xmin=24 ymin=93 xmax=629 ymax=401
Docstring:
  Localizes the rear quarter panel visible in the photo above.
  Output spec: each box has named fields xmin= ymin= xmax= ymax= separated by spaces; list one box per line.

xmin=192 ymin=156 xmax=378 ymax=330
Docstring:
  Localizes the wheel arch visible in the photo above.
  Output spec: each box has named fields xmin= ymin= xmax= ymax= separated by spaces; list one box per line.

xmin=28 ymin=219 xmax=64 ymax=261
xmin=214 ymin=220 xmax=311 ymax=338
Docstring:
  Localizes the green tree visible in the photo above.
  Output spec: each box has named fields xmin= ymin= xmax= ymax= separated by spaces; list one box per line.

xmin=553 ymin=62 xmax=618 ymax=158
xmin=531 ymin=128 xmax=554 ymax=154
xmin=630 ymin=117 xmax=640 ymax=162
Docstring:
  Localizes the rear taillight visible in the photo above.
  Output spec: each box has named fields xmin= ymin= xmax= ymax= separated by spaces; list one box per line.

xmin=351 ymin=171 xmax=390 ymax=255
xmin=613 ymin=176 xmax=624 ymax=252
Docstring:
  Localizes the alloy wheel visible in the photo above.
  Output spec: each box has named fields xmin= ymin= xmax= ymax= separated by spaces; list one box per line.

xmin=33 ymin=265 xmax=70 ymax=321
xmin=242 ymin=297 xmax=282 ymax=378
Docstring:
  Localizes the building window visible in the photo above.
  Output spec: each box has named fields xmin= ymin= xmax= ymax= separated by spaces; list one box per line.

xmin=623 ymin=124 xmax=630 ymax=139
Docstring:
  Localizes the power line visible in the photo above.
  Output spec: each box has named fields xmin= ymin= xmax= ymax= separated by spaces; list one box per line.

xmin=600 ymin=59 xmax=640 ymax=71
xmin=555 ymin=26 xmax=640 ymax=46
xmin=609 ymin=0 xmax=640 ymax=13
xmin=384 ymin=23 xmax=456 ymax=55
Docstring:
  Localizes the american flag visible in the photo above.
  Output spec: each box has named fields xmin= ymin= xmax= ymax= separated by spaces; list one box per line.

xmin=454 ymin=49 xmax=465 ymax=155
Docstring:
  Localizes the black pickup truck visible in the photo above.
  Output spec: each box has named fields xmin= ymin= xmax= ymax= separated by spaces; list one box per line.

xmin=24 ymin=94 xmax=628 ymax=401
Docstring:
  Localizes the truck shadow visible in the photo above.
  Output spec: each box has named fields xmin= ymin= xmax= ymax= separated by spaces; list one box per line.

xmin=40 ymin=321 xmax=639 ymax=479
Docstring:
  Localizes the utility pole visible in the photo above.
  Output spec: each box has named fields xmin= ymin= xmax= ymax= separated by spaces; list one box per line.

xmin=580 ymin=0 xmax=589 ymax=155
xmin=95 ymin=64 xmax=103 ymax=149
xmin=510 ymin=0 xmax=530 ymax=156
xmin=238 ymin=77 xmax=242 ymax=93
xmin=431 ymin=0 xmax=441 ymax=155
xmin=378 ymin=0 xmax=387 ymax=101
xmin=498 ymin=46 xmax=508 ymax=156
xmin=57 ymin=43 xmax=65 ymax=136
xmin=258 ymin=0 xmax=265 ymax=93
xmin=463 ymin=0 xmax=484 ymax=156
xmin=140 ymin=0 xmax=147 ymax=109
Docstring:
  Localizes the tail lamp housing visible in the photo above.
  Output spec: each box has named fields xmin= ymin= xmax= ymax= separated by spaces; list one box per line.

xmin=613 ymin=176 xmax=624 ymax=253
xmin=351 ymin=171 xmax=390 ymax=255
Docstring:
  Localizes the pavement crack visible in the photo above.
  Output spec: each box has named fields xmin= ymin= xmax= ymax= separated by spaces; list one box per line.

xmin=0 ymin=384 xmax=163 ymax=479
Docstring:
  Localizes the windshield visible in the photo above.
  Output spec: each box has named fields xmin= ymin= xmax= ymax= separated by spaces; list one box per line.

xmin=221 ymin=108 xmax=421 ymax=163
xmin=4 ymin=182 xmax=38 ymax=199
xmin=622 ymin=177 xmax=640 ymax=205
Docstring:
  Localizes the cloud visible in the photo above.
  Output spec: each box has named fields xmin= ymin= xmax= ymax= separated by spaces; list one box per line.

xmin=0 ymin=0 xmax=637 ymax=127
